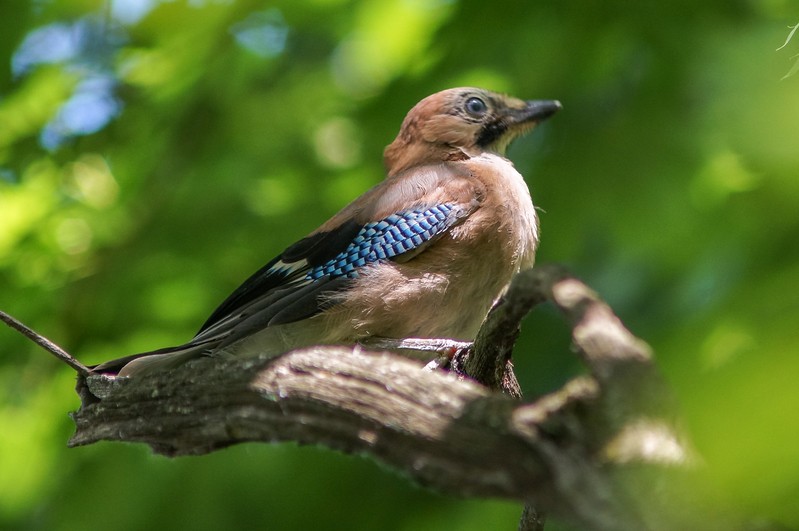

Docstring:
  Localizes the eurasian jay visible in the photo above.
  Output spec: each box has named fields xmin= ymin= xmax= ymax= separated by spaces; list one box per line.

xmin=95 ymin=87 xmax=561 ymax=376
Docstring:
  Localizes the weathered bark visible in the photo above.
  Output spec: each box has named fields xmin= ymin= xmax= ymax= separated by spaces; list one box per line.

xmin=9 ymin=265 xmax=704 ymax=530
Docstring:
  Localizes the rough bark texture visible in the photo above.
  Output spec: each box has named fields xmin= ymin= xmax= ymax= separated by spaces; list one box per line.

xmin=68 ymin=265 xmax=699 ymax=530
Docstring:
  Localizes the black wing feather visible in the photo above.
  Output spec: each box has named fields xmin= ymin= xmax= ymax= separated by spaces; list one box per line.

xmin=198 ymin=220 xmax=361 ymax=333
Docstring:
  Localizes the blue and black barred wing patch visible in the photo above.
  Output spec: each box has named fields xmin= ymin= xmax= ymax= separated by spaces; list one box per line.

xmin=195 ymin=203 xmax=469 ymax=336
xmin=307 ymin=203 xmax=465 ymax=280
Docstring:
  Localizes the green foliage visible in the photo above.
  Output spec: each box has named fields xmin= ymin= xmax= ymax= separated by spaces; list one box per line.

xmin=1 ymin=0 xmax=798 ymax=529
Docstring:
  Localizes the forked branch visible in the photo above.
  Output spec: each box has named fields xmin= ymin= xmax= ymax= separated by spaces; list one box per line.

xmin=3 ymin=265 xmax=694 ymax=531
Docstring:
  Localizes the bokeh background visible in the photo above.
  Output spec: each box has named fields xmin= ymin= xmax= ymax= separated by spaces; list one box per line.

xmin=1 ymin=1 xmax=798 ymax=530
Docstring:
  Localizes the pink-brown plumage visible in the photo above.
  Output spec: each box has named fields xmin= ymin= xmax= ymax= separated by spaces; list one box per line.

xmin=95 ymin=87 xmax=560 ymax=376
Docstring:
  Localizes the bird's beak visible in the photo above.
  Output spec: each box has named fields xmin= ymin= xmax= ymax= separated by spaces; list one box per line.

xmin=512 ymin=100 xmax=562 ymax=125
xmin=480 ymin=98 xmax=561 ymax=154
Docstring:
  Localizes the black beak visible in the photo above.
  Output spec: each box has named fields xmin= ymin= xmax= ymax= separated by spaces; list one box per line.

xmin=514 ymin=99 xmax=562 ymax=123
xmin=476 ymin=98 xmax=561 ymax=149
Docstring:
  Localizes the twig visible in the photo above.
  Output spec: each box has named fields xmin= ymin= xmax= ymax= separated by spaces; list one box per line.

xmin=0 ymin=309 xmax=91 ymax=376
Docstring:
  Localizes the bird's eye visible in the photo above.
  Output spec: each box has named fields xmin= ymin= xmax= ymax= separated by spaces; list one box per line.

xmin=464 ymin=97 xmax=488 ymax=117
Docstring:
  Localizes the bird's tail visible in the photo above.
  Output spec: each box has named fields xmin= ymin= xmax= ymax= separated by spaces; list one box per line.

xmin=91 ymin=341 xmax=213 ymax=377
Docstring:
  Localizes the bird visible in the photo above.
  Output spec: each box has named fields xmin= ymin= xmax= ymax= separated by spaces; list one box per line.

xmin=93 ymin=87 xmax=561 ymax=377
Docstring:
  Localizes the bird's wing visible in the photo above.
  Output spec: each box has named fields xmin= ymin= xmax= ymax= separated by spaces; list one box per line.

xmin=195 ymin=204 xmax=476 ymax=351
xmin=91 ymin=165 xmax=480 ymax=375
xmin=91 ymin=166 xmax=481 ymax=375
xmin=186 ymin=165 xmax=481 ymax=353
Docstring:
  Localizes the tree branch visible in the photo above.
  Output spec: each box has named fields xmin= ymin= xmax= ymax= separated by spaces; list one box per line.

xmin=0 ymin=309 xmax=91 ymax=376
xmin=62 ymin=265 xmax=694 ymax=530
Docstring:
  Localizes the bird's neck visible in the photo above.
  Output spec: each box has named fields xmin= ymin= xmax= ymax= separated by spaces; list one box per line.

xmin=383 ymin=139 xmax=472 ymax=177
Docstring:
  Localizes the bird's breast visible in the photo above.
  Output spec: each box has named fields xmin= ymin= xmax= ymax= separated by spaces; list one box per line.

xmin=460 ymin=152 xmax=539 ymax=270
xmin=320 ymin=153 xmax=539 ymax=344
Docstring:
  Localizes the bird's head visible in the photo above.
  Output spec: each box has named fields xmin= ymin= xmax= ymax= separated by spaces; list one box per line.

xmin=384 ymin=87 xmax=561 ymax=175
